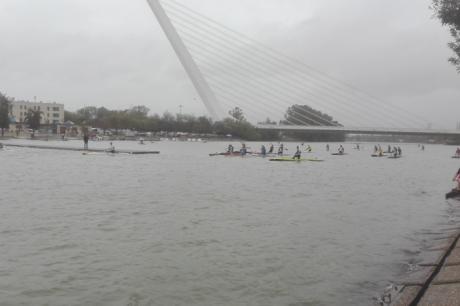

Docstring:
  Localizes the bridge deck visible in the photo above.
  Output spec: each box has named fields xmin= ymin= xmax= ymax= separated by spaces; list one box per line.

xmin=256 ymin=125 xmax=460 ymax=137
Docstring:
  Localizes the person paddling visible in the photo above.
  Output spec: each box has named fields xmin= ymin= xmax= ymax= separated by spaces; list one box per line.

xmin=261 ymin=145 xmax=266 ymax=157
xmin=338 ymin=145 xmax=344 ymax=154
xmin=107 ymin=142 xmax=115 ymax=153
xmin=227 ymin=144 xmax=234 ymax=153
xmin=278 ymin=143 xmax=284 ymax=156
xmin=293 ymin=146 xmax=301 ymax=160
xmin=240 ymin=143 xmax=247 ymax=156
xmin=83 ymin=134 xmax=89 ymax=150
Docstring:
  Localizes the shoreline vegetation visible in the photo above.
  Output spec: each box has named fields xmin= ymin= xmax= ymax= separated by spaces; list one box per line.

xmin=62 ymin=105 xmax=345 ymax=142
xmin=2 ymin=94 xmax=455 ymax=143
xmin=1 ymin=91 xmax=345 ymax=141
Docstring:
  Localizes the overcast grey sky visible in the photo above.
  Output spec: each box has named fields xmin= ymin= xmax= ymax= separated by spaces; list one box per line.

xmin=0 ymin=0 xmax=459 ymax=128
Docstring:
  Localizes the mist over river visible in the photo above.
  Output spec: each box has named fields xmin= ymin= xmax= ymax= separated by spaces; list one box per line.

xmin=1 ymin=139 xmax=460 ymax=306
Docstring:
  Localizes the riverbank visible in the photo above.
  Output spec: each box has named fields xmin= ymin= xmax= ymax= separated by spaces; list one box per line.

xmin=392 ymin=227 xmax=460 ymax=305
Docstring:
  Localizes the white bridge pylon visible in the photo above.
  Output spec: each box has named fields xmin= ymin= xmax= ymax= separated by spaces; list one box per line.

xmin=145 ymin=0 xmax=223 ymax=121
xmin=146 ymin=0 xmax=434 ymax=130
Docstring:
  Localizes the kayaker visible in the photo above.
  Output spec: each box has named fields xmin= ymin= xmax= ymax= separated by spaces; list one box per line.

xmin=227 ymin=144 xmax=234 ymax=153
xmin=293 ymin=146 xmax=301 ymax=160
xmin=268 ymin=144 xmax=274 ymax=154
xmin=261 ymin=145 xmax=266 ymax=156
xmin=338 ymin=145 xmax=344 ymax=154
xmin=326 ymin=144 xmax=329 ymax=151
xmin=240 ymin=143 xmax=247 ymax=156
xmin=83 ymin=134 xmax=89 ymax=150
xmin=278 ymin=144 xmax=284 ymax=156
xmin=453 ymin=168 xmax=460 ymax=190
xmin=397 ymin=147 xmax=402 ymax=156
xmin=374 ymin=145 xmax=378 ymax=153
xmin=456 ymin=147 xmax=460 ymax=156
xmin=108 ymin=142 xmax=115 ymax=153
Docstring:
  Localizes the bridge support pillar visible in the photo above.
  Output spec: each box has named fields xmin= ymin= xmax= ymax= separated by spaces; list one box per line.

xmin=145 ymin=0 xmax=224 ymax=121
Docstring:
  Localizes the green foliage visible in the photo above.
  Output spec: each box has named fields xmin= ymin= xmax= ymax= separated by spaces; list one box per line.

xmin=64 ymin=105 xmax=278 ymax=140
xmin=24 ymin=110 xmax=42 ymax=130
xmin=0 ymin=93 xmax=10 ymax=136
xmin=228 ymin=107 xmax=245 ymax=122
xmin=432 ymin=0 xmax=460 ymax=71
xmin=65 ymin=106 xmax=214 ymax=135
xmin=64 ymin=110 xmax=80 ymax=123
xmin=282 ymin=104 xmax=343 ymax=141
xmin=283 ymin=104 xmax=341 ymax=126
xmin=213 ymin=108 xmax=263 ymax=140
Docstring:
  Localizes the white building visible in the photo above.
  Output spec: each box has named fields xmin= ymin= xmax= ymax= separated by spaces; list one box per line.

xmin=9 ymin=100 xmax=64 ymax=125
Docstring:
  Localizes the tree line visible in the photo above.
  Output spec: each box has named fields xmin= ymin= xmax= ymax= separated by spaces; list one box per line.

xmin=1 ymin=90 xmax=344 ymax=141
xmin=64 ymin=105 xmax=280 ymax=140
xmin=64 ymin=104 xmax=345 ymax=141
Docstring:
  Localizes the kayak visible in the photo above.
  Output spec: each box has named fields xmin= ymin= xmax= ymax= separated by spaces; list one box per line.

xmin=371 ymin=154 xmax=386 ymax=157
xmin=250 ymin=153 xmax=279 ymax=157
xmin=446 ymin=189 xmax=460 ymax=199
xmin=388 ymin=155 xmax=402 ymax=159
xmin=82 ymin=152 xmax=115 ymax=156
xmin=452 ymin=156 xmax=460 ymax=159
xmin=331 ymin=153 xmax=347 ymax=156
xmin=269 ymin=157 xmax=324 ymax=162
xmin=306 ymin=158 xmax=324 ymax=162
xmin=209 ymin=152 xmax=246 ymax=157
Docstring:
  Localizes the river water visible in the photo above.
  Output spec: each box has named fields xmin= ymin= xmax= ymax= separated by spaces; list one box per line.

xmin=1 ymin=139 xmax=460 ymax=306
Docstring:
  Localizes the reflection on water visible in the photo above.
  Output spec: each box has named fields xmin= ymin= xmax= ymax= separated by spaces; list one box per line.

xmin=0 ymin=140 xmax=459 ymax=306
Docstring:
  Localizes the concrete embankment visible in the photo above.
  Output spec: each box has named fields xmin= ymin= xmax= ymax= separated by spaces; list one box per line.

xmin=3 ymin=143 xmax=160 ymax=155
xmin=391 ymin=228 xmax=460 ymax=305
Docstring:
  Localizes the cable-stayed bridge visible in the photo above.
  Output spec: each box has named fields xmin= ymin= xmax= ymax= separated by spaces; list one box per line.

xmin=145 ymin=0 xmax=460 ymax=139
